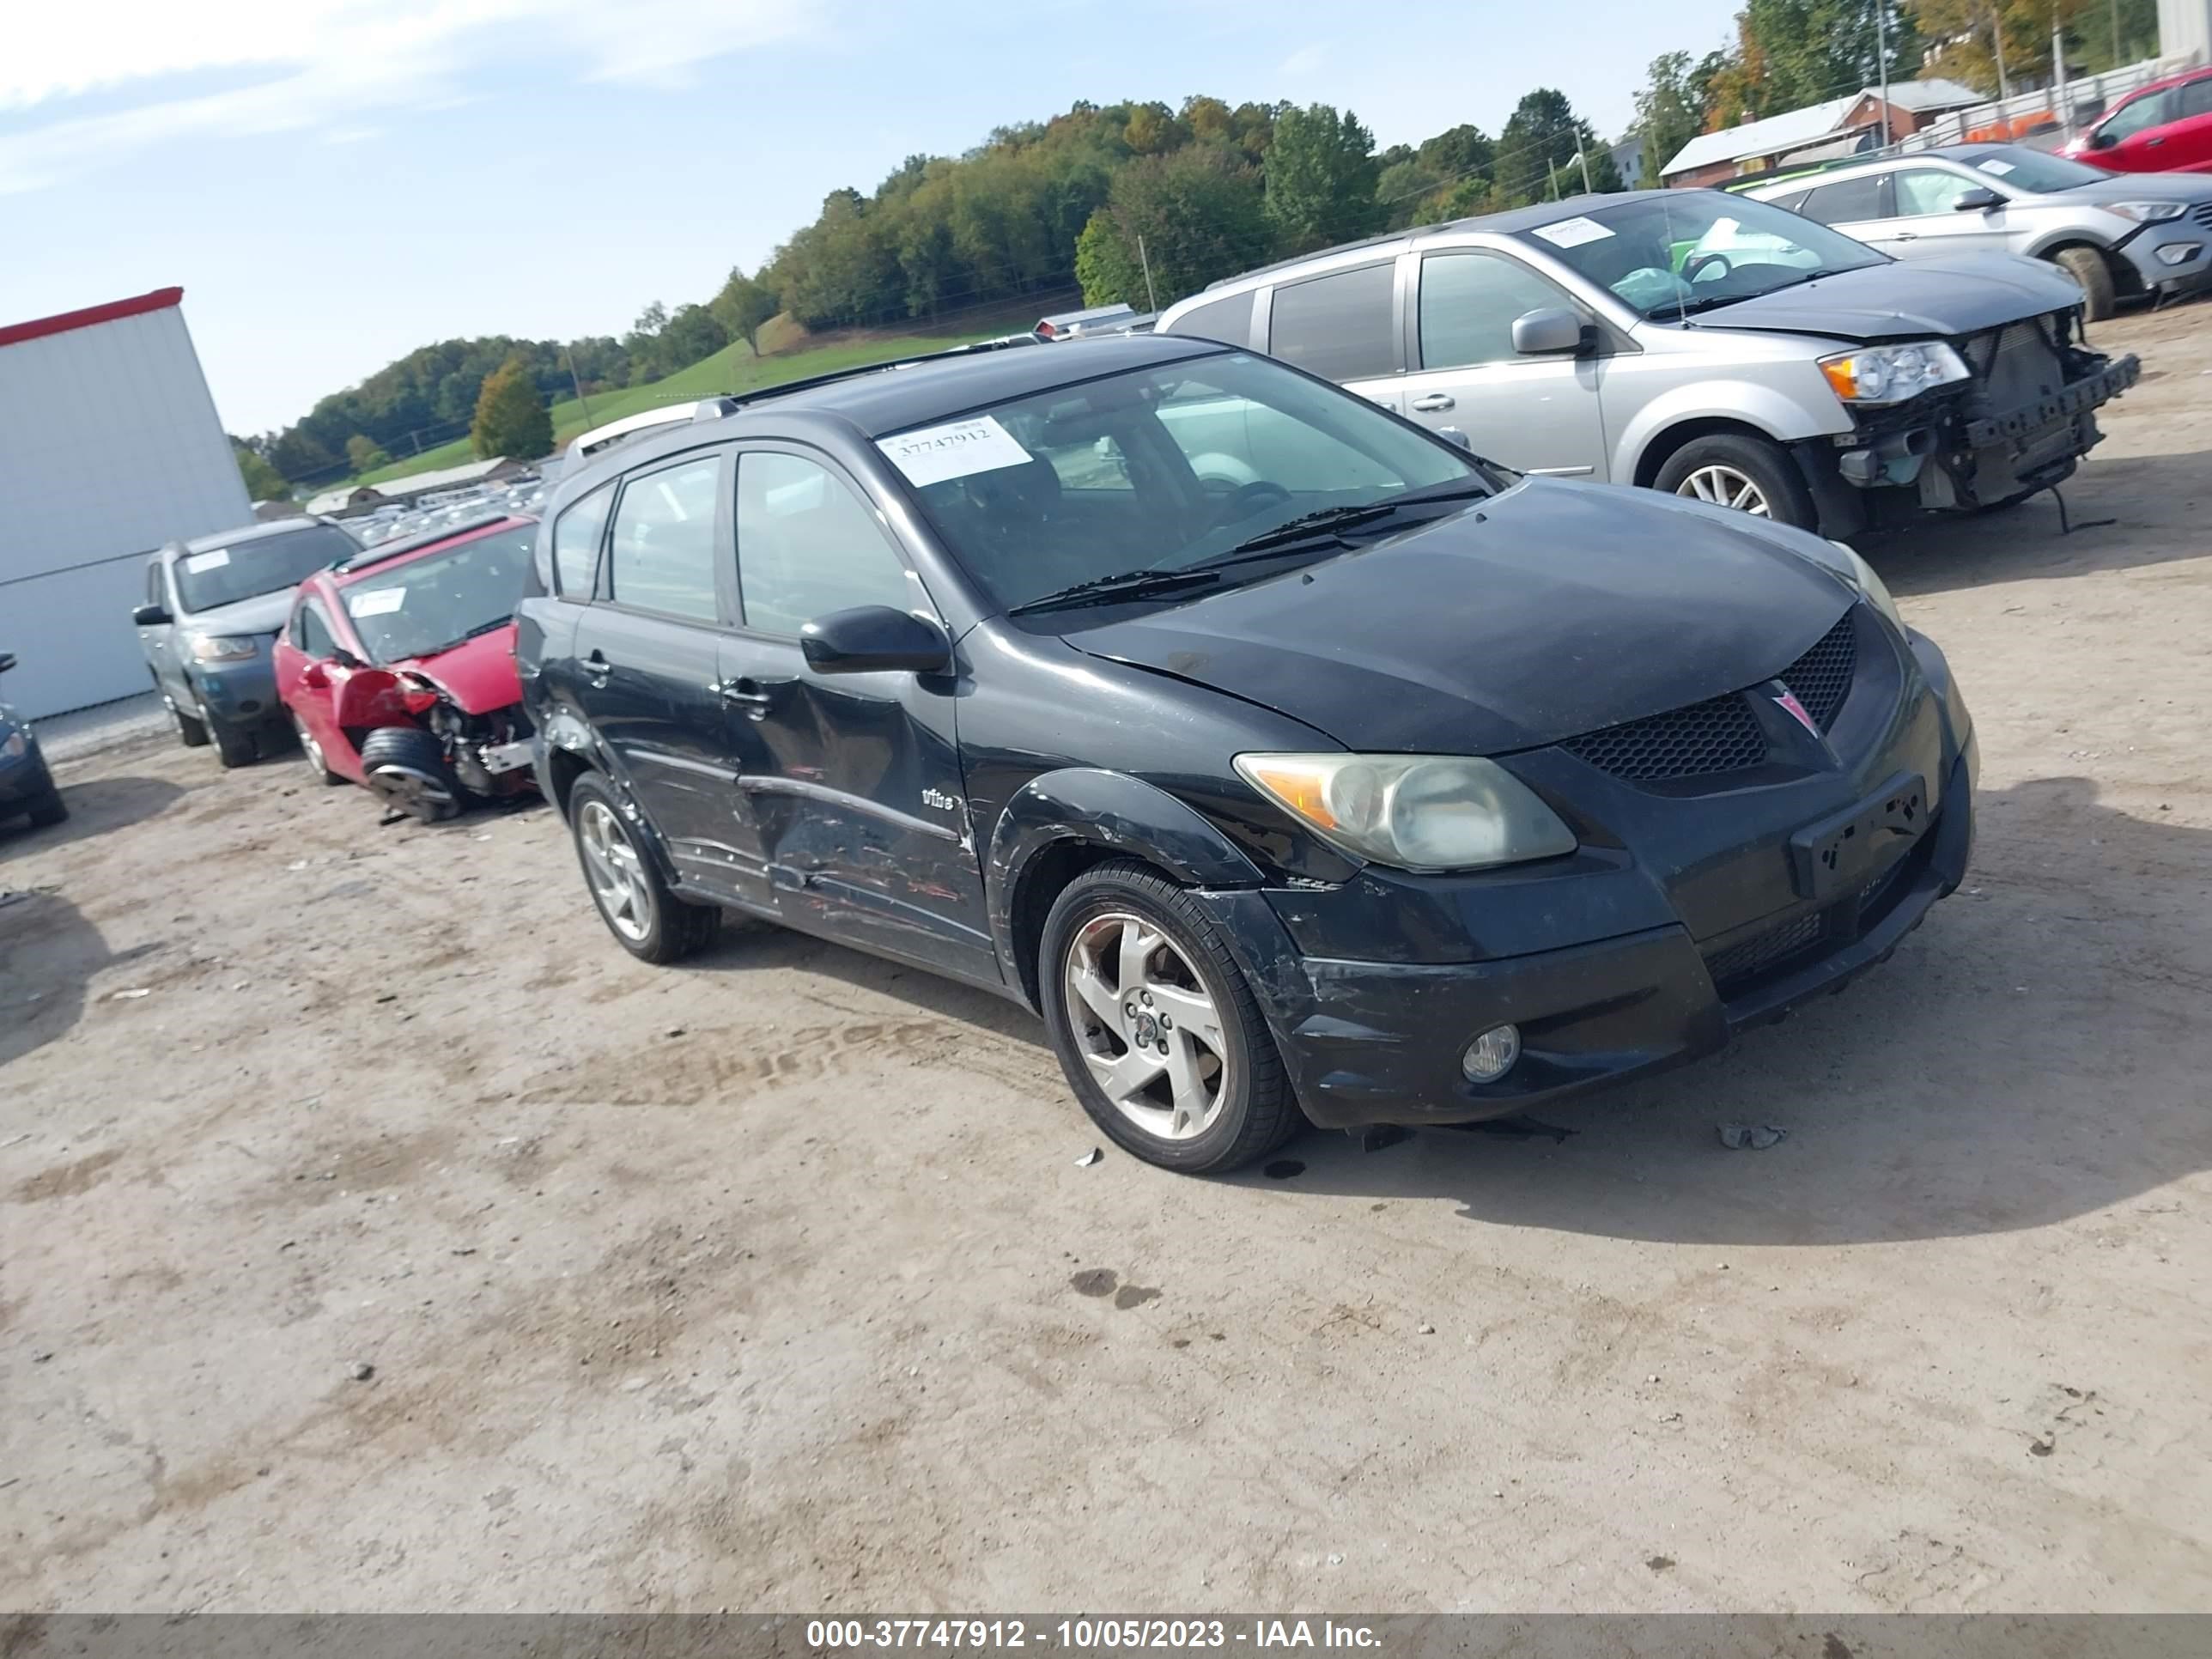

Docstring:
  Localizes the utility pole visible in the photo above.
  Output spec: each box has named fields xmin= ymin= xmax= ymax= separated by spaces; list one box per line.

xmin=1877 ymin=0 xmax=1893 ymax=148
xmin=1136 ymin=234 xmax=1158 ymax=313
xmin=563 ymin=347 xmax=594 ymax=426
xmin=2052 ymin=12 xmax=2069 ymax=135
xmin=1988 ymin=2 xmax=2013 ymax=101
xmin=2108 ymin=0 xmax=2120 ymax=68
xmin=1575 ymin=143 xmax=1593 ymax=193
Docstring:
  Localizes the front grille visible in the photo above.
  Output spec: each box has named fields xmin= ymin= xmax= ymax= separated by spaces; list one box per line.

xmin=1703 ymin=910 xmax=1827 ymax=992
xmin=1978 ymin=317 xmax=2067 ymax=407
xmin=1778 ymin=613 xmax=1856 ymax=732
xmin=2191 ymin=202 xmax=2212 ymax=231
xmin=1559 ymin=691 xmax=1768 ymax=782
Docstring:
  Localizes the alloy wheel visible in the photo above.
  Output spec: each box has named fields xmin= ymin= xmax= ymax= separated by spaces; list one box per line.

xmin=1062 ymin=910 xmax=1234 ymax=1141
xmin=1676 ymin=464 xmax=1771 ymax=517
xmin=577 ymin=799 xmax=653 ymax=943
xmin=298 ymin=723 xmax=328 ymax=777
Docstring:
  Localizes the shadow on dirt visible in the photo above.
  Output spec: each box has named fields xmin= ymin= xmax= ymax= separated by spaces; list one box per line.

xmin=0 ymin=892 xmax=160 ymax=1074
xmin=0 ymin=775 xmax=184 ymax=860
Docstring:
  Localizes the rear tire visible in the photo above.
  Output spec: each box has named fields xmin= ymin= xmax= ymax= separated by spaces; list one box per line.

xmin=566 ymin=770 xmax=720 ymax=963
xmin=26 ymin=787 xmax=67 ymax=828
xmin=2051 ymin=246 xmax=2117 ymax=322
xmin=1654 ymin=434 xmax=1818 ymax=531
xmin=357 ymin=725 xmax=465 ymax=823
xmin=1039 ymin=859 xmax=1300 ymax=1175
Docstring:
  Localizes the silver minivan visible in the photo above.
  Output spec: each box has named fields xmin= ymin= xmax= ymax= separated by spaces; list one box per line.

xmin=1739 ymin=143 xmax=2212 ymax=319
xmin=1155 ymin=188 xmax=2138 ymax=536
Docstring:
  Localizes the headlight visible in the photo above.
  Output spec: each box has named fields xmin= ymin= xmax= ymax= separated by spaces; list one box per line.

xmin=1818 ymin=342 xmax=1971 ymax=405
xmin=1826 ymin=538 xmax=1905 ymax=632
xmin=188 ymin=635 xmax=258 ymax=663
xmin=1233 ymin=753 xmax=1577 ymax=872
xmin=2109 ymin=201 xmax=2186 ymax=223
xmin=1 ymin=729 xmax=25 ymax=759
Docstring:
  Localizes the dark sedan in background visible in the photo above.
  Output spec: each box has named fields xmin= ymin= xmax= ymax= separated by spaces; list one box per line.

xmin=0 ymin=651 xmax=66 ymax=829
xmin=516 ymin=333 xmax=1977 ymax=1173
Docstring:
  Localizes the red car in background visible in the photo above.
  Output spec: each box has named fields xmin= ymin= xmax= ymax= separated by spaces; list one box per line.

xmin=2064 ymin=66 xmax=2212 ymax=173
xmin=273 ymin=515 xmax=540 ymax=823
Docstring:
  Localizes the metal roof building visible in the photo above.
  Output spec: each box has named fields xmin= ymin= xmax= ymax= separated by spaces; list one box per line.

xmin=0 ymin=289 xmax=251 ymax=718
xmin=1661 ymin=79 xmax=1986 ymax=184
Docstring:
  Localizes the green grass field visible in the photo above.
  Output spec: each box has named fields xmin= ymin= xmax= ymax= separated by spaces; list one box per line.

xmin=354 ymin=323 xmax=1004 ymax=489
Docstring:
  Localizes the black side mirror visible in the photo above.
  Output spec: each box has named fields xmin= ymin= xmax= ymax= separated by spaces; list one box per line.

xmin=2088 ymin=128 xmax=2117 ymax=150
xmin=1954 ymin=185 xmax=2003 ymax=212
xmin=0 ymin=652 xmax=15 ymax=675
xmin=132 ymin=603 xmax=173 ymax=627
xmin=800 ymin=606 xmax=950 ymax=676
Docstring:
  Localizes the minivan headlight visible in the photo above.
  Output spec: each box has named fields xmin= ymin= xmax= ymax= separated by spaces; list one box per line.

xmin=1234 ymin=753 xmax=1577 ymax=872
xmin=188 ymin=635 xmax=258 ymax=663
xmin=1819 ymin=342 xmax=1970 ymax=404
xmin=1826 ymin=538 xmax=1905 ymax=632
xmin=2109 ymin=201 xmax=2186 ymax=223
xmin=1 ymin=729 xmax=26 ymax=759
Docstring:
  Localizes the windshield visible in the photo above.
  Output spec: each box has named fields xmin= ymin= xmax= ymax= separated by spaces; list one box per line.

xmin=173 ymin=525 xmax=360 ymax=613
xmin=1961 ymin=146 xmax=2113 ymax=192
xmin=890 ymin=351 xmax=1486 ymax=617
xmin=1518 ymin=193 xmax=1887 ymax=319
xmin=338 ymin=526 xmax=535 ymax=664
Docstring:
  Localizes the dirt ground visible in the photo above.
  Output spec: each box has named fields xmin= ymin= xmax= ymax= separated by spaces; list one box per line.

xmin=5 ymin=301 xmax=2210 ymax=1616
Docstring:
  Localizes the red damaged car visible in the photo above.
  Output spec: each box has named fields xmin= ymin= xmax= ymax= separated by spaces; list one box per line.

xmin=273 ymin=515 xmax=539 ymax=823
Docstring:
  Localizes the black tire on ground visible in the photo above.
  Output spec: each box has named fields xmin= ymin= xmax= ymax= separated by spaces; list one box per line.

xmin=1038 ymin=858 xmax=1301 ymax=1175
xmin=565 ymin=770 xmax=720 ymax=963
xmin=357 ymin=724 xmax=465 ymax=823
xmin=2051 ymin=246 xmax=2117 ymax=322
xmin=292 ymin=714 xmax=346 ymax=786
xmin=172 ymin=700 xmax=210 ymax=748
xmin=207 ymin=711 xmax=258 ymax=769
xmin=1653 ymin=433 xmax=1819 ymax=532
xmin=26 ymin=787 xmax=67 ymax=828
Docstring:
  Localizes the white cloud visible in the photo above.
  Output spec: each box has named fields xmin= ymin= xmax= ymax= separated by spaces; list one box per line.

xmin=1278 ymin=43 xmax=1328 ymax=78
xmin=0 ymin=0 xmax=819 ymax=193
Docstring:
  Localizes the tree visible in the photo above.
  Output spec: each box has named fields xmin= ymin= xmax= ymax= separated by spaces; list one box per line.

xmin=710 ymin=267 xmax=781 ymax=356
xmin=343 ymin=434 xmax=388 ymax=476
xmin=232 ymin=442 xmax=287 ymax=501
xmin=1496 ymin=89 xmax=1621 ymax=207
xmin=1264 ymin=104 xmax=1382 ymax=257
xmin=1910 ymin=0 xmax=2086 ymax=95
xmin=1634 ymin=51 xmax=1725 ymax=184
xmin=471 ymin=357 xmax=552 ymax=460
xmin=1075 ymin=144 xmax=1269 ymax=307
xmin=269 ymin=428 xmax=337 ymax=483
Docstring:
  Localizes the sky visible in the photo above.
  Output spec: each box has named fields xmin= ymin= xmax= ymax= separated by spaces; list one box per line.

xmin=3 ymin=0 xmax=1747 ymax=436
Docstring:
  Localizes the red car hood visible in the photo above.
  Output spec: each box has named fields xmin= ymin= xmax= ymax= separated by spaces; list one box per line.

xmin=398 ymin=623 xmax=522 ymax=714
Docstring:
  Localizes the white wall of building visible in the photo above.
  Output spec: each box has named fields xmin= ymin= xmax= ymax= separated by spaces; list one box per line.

xmin=2161 ymin=0 xmax=2211 ymax=66
xmin=0 ymin=297 xmax=251 ymax=719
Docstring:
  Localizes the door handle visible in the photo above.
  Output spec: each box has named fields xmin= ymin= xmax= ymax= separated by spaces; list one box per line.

xmin=1411 ymin=392 xmax=1456 ymax=412
xmin=584 ymin=648 xmax=611 ymax=688
xmin=714 ymin=676 xmax=781 ymax=708
xmin=1893 ymin=231 xmax=1918 ymax=241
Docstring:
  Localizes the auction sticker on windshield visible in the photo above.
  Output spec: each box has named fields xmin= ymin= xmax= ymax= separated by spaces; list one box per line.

xmin=879 ymin=416 xmax=1032 ymax=488
xmin=348 ymin=588 xmax=406 ymax=617
xmin=1532 ymin=216 xmax=1615 ymax=249
xmin=182 ymin=549 xmax=232 ymax=574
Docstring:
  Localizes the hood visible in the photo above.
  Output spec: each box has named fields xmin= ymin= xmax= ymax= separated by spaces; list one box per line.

xmin=179 ymin=590 xmax=296 ymax=636
xmin=399 ymin=622 xmax=521 ymax=714
xmin=2059 ymin=173 xmax=2212 ymax=207
xmin=1069 ymin=479 xmax=1853 ymax=754
xmin=1688 ymin=252 xmax=2085 ymax=342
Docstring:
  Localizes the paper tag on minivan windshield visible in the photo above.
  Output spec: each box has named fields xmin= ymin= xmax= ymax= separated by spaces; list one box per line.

xmin=878 ymin=416 xmax=1032 ymax=488
xmin=1532 ymin=216 xmax=1614 ymax=249
xmin=182 ymin=549 xmax=232 ymax=574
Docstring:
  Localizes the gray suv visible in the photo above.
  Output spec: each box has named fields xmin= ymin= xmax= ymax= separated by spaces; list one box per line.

xmin=1740 ymin=143 xmax=2212 ymax=319
xmin=134 ymin=519 xmax=361 ymax=767
xmin=1156 ymin=188 xmax=2138 ymax=536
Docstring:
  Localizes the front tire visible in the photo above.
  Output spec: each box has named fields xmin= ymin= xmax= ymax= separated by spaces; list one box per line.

xmin=1039 ymin=860 xmax=1299 ymax=1174
xmin=26 ymin=787 xmax=67 ymax=828
xmin=171 ymin=699 xmax=210 ymax=748
xmin=2051 ymin=246 xmax=2117 ymax=322
xmin=357 ymin=725 xmax=465 ymax=822
xmin=207 ymin=710 xmax=258 ymax=769
xmin=1655 ymin=434 xmax=1817 ymax=531
xmin=566 ymin=770 xmax=719 ymax=963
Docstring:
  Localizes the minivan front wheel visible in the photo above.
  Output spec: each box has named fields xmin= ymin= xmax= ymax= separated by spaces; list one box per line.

xmin=1655 ymin=434 xmax=1816 ymax=531
xmin=1040 ymin=860 xmax=1299 ymax=1174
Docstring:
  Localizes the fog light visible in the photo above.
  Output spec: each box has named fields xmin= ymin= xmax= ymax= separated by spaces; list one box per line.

xmin=2156 ymin=242 xmax=2202 ymax=266
xmin=1461 ymin=1024 xmax=1521 ymax=1084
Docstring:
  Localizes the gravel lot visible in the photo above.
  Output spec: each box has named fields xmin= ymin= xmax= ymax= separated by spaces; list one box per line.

xmin=4 ymin=301 xmax=2210 ymax=1614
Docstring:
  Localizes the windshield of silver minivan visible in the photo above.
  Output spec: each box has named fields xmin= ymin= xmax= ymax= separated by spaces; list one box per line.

xmin=1519 ymin=194 xmax=1887 ymax=319
xmin=896 ymin=351 xmax=1486 ymax=616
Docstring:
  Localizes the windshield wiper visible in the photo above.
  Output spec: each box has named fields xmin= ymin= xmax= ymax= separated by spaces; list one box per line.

xmin=1200 ymin=483 xmax=1492 ymax=566
xmin=1006 ymin=568 xmax=1223 ymax=616
xmin=399 ymin=616 xmax=514 ymax=659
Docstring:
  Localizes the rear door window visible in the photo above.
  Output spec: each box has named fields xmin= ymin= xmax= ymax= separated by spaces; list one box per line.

xmin=1799 ymin=173 xmax=1891 ymax=226
xmin=2179 ymin=76 xmax=2212 ymax=119
xmin=606 ymin=453 xmax=726 ymax=623
xmin=1267 ymin=263 xmax=1398 ymax=382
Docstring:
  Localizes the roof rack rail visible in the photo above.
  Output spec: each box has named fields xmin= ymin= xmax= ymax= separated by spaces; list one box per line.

xmin=331 ymin=513 xmax=520 ymax=572
xmin=712 ymin=332 xmax=1044 ymax=415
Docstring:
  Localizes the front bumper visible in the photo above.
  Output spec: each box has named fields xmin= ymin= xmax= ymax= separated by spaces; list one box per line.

xmin=190 ymin=644 xmax=281 ymax=725
xmin=2117 ymin=219 xmax=2212 ymax=298
xmin=1193 ymin=634 xmax=1978 ymax=1130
